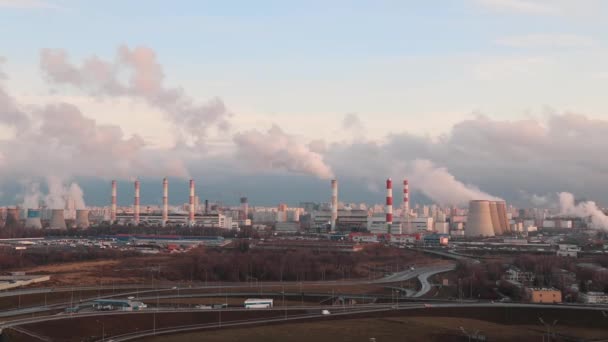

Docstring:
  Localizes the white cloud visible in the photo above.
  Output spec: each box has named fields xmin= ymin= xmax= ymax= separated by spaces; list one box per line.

xmin=475 ymin=0 xmax=559 ymax=15
xmin=496 ymin=34 xmax=597 ymax=48
xmin=0 ymin=0 xmax=60 ymax=9
xmin=473 ymin=56 xmax=550 ymax=81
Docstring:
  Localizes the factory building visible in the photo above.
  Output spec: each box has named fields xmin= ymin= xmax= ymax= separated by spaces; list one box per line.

xmin=368 ymin=215 xmax=434 ymax=234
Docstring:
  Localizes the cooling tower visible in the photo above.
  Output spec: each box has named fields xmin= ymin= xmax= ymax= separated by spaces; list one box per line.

xmin=25 ymin=209 xmax=42 ymax=229
xmin=5 ymin=208 xmax=20 ymax=226
xmin=488 ymin=201 xmax=502 ymax=235
xmin=495 ymin=201 xmax=509 ymax=233
xmin=76 ymin=209 xmax=90 ymax=229
xmin=49 ymin=209 xmax=67 ymax=230
xmin=466 ymin=200 xmax=495 ymax=237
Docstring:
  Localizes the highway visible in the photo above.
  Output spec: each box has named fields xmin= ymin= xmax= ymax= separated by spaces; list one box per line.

xmin=412 ymin=264 xmax=457 ymax=297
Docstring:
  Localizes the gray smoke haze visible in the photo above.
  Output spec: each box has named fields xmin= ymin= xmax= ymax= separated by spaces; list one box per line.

xmin=233 ymin=125 xmax=335 ymax=179
xmin=559 ymin=192 xmax=608 ymax=230
xmin=20 ymin=177 xmax=86 ymax=209
xmin=40 ymin=46 xmax=232 ymax=146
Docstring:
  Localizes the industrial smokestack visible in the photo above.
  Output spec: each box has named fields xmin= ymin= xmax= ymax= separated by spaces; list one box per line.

xmin=240 ymin=197 xmax=248 ymax=221
xmin=402 ymin=179 xmax=409 ymax=217
xmin=330 ymin=179 xmax=338 ymax=232
xmin=204 ymin=199 xmax=209 ymax=214
xmin=5 ymin=207 xmax=20 ymax=226
xmin=49 ymin=209 xmax=67 ymax=230
xmin=134 ymin=180 xmax=140 ymax=225
xmin=25 ymin=209 xmax=42 ymax=229
xmin=189 ymin=179 xmax=195 ymax=225
xmin=76 ymin=209 xmax=90 ymax=229
xmin=162 ymin=177 xmax=168 ymax=227
xmin=386 ymin=178 xmax=393 ymax=234
xmin=111 ymin=180 xmax=117 ymax=223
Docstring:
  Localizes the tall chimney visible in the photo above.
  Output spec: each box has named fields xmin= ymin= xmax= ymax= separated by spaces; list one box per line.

xmin=204 ymin=199 xmax=209 ymax=214
xmin=134 ymin=180 xmax=140 ymax=225
xmin=403 ymin=179 xmax=409 ymax=217
xmin=386 ymin=178 xmax=393 ymax=234
xmin=162 ymin=177 xmax=168 ymax=227
xmin=330 ymin=179 xmax=338 ymax=232
xmin=111 ymin=180 xmax=117 ymax=223
xmin=240 ymin=197 xmax=248 ymax=221
xmin=189 ymin=179 xmax=195 ymax=225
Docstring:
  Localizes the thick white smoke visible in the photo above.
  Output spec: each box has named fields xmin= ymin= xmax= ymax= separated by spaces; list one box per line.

xmin=233 ymin=125 xmax=334 ymax=179
xmin=407 ymin=159 xmax=502 ymax=206
xmin=40 ymin=46 xmax=231 ymax=146
xmin=559 ymin=192 xmax=608 ymax=230
xmin=20 ymin=177 xmax=86 ymax=209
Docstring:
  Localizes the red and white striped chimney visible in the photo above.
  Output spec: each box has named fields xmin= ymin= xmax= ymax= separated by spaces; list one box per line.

xmin=330 ymin=179 xmax=338 ymax=231
xmin=162 ymin=177 xmax=168 ymax=227
xmin=134 ymin=180 xmax=140 ymax=225
xmin=403 ymin=179 xmax=409 ymax=217
xmin=189 ymin=179 xmax=195 ymax=225
xmin=386 ymin=178 xmax=393 ymax=234
xmin=111 ymin=180 xmax=117 ymax=222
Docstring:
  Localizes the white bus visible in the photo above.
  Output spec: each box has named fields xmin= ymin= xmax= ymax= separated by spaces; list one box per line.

xmin=244 ymin=298 xmax=274 ymax=309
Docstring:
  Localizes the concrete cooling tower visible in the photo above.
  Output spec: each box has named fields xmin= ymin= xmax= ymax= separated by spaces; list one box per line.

xmin=488 ymin=201 xmax=502 ymax=235
xmin=49 ymin=209 xmax=67 ymax=230
xmin=466 ymin=200 xmax=495 ymax=237
xmin=25 ymin=209 xmax=42 ymax=229
xmin=495 ymin=201 xmax=509 ymax=233
xmin=5 ymin=208 xmax=20 ymax=226
xmin=75 ymin=209 xmax=90 ymax=229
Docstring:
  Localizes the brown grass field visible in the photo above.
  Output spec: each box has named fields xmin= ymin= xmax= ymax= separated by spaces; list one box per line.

xmin=5 ymin=306 xmax=608 ymax=342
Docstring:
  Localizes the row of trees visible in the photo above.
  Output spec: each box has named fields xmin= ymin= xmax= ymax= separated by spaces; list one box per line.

xmin=142 ymin=244 xmax=418 ymax=282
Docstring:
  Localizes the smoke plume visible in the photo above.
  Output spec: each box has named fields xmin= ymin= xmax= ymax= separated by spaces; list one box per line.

xmin=407 ymin=159 xmax=502 ymax=206
xmin=559 ymin=192 xmax=608 ymax=230
xmin=40 ymin=46 xmax=232 ymax=146
xmin=233 ymin=125 xmax=334 ymax=179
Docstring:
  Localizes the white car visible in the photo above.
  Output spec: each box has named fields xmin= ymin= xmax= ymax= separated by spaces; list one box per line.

xmin=322 ymin=310 xmax=331 ymax=315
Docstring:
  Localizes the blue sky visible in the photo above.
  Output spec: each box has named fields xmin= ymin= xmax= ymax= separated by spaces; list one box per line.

xmin=2 ymin=0 xmax=608 ymax=207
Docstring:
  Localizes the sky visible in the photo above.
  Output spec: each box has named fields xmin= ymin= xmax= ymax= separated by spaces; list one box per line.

xmin=2 ymin=0 xmax=608 ymax=208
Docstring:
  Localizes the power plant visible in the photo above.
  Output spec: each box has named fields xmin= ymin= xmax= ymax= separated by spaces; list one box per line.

xmin=465 ymin=200 xmax=510 ymax=237
xmin=75 ymin=209 xmax=90 ymax=229
xmin=49 ymin=209 xmax=67 ymax=230
xmin=25 ymin=209 xmax=42 ymax=229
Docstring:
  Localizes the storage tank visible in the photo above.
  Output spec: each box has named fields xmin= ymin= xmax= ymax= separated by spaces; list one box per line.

xmin=49 ymin=209 xmax=67 ymax=230
xmin=25 ymin=209 xmax=43 ymax=229
xmin=488 ymin=201 xmax=502 ymax=235
xmin=466 ymin=200 xmax=495 ymax=237
xmin=75 ymin=209 xmax=90 ymax=229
